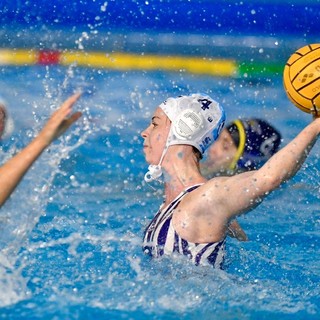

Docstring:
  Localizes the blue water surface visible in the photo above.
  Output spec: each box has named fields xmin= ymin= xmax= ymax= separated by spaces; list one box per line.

xmin=0 ymin=65 xmax=319 ymax=319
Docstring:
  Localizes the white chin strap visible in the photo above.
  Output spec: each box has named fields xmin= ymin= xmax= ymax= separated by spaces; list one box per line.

xmin=144 ymin=145 xmax=169 ymax=183
xmin=144 ymin=164 xmax=163 ymax=183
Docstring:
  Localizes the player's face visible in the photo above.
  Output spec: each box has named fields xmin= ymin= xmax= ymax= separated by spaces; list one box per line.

xmin=202 ymin=129 xmax=237 ymax=173
xmin=141 ymin=107 xmax=171 ymax=165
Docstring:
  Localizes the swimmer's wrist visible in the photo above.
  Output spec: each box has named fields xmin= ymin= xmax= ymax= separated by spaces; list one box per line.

xmin=33 ymin=132 xmax=52 ymax=149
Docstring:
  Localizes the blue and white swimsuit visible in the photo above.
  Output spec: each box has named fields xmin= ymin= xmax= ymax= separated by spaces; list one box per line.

xmin=143 ymin=185 xmax=225 ymax=268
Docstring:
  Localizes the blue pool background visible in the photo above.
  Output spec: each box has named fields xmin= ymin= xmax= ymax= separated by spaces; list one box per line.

xmin=1 ymin=0 xmax=320 ymax=62
xmin=0 ymin=0 xmax=320 ymax=319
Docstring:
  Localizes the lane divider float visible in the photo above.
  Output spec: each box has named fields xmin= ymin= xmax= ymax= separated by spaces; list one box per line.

xmin=0 ymin=49 xmax=283 ymax=77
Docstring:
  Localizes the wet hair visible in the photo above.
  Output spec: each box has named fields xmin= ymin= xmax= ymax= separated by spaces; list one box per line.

xmin=193 ymin=146 xmax=202 ymax=161
xmin=226 ymin=122 xmax=240 ymax=147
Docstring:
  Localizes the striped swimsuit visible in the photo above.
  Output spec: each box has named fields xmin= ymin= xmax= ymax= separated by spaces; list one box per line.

xmin=143 ymin=185 xmax=225 ymax=268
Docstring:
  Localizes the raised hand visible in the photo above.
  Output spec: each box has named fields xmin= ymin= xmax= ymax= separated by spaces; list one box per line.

xmin=0 ymin=93 xmax=82 ymax=207
xmin=38 ymin=93 xmax=82 ymax=145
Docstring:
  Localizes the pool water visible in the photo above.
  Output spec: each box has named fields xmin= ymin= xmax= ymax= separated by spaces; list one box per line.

xmin=0 ymin=65 xmax=319 ymax=319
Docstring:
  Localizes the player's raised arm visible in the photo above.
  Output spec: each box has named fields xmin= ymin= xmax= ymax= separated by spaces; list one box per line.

xmin=0 ymin=93 xmax=82 ymax=207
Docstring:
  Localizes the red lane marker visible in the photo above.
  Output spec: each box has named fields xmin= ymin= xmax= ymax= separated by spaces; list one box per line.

xmin=38 ymin=50 xmax=61 ymax=65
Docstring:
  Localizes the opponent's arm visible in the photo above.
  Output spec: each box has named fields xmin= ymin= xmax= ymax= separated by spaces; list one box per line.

xmin=0 ymin=93 xmax=82 ymax=207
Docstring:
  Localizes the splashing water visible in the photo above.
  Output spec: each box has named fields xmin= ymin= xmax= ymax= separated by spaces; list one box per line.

xmin=0 ymin=65 xmax=319 ymax=318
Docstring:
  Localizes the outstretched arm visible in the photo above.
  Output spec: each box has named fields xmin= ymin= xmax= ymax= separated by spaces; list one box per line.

xmin=175 ymin=116 xmax=320 ymax=243
xmin=0 ymin=93 xmax=82 ymax=207
xmin=222 ymin=116 xmax=320 ymax=219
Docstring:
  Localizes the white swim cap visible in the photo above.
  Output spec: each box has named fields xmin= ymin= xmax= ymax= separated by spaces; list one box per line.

xmin=0 ymin=96 xmax=14 ymax=140
xmin=160 ymin=93 xmax=225 ymax=154
xmin=144 ymin=93 xmax=225 ymax=182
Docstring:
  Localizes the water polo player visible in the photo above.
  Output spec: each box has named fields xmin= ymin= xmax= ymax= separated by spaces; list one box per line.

xmin=141 ymin=93 xmax=319 ymax=268
xmin=201 ymin=118 xmax=282 ymax=177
